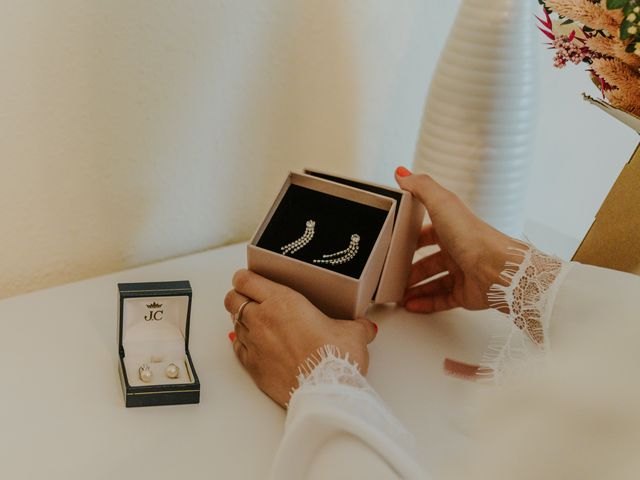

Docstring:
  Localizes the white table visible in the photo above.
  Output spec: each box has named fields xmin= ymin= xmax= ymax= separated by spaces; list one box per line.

xmin=0 ymin=242 xmax=517 ymax=479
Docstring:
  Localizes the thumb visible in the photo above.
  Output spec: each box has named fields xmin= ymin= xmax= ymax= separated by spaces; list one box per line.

xmin=353 ymin=317 xmax=378 ymax=344
xmin=394 ymin=166 xmax=454 ymax=212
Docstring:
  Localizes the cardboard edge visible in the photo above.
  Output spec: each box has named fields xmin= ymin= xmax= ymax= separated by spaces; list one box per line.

xmin=374 ymin=193 xmax=425 ymax=303
xmin=582 ymin=93 xmax=640 ymax=134
xmin=572 ymin=142 xmax=640 ymax=261
xmin=572 ymin=139 xmax=640 ymax=274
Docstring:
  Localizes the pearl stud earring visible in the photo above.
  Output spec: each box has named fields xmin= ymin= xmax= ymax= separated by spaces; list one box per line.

xmin=313 ymin=234 xmax=360 ymax=265
xmin=165 ymin=363 xmax=180 ymax=379
xmin=281 ymin=220 xmax=315 ymax=255
xmin=139 ymin=364 xmax=153 ymax=383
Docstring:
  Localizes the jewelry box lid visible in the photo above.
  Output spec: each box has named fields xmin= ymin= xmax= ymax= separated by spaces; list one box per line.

xmin=117 ymin=281 xmax=193 ymax=352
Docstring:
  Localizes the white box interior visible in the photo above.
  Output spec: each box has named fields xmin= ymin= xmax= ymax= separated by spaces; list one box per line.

xmin=122 ymin=295 xmax=195 ymax=387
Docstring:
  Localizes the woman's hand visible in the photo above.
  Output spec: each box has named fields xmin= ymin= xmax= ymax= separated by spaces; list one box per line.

xmin=395 ymin=166 xmax=521 ymax=314
xmin=224 ymin=269 xmax=377 ymax=408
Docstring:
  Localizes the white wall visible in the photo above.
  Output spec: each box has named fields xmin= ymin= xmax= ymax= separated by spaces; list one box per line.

xmin=527 ymin=61 xmax=638 ymax=250
xmin=1 ymin=1 xmax=637 ymax=299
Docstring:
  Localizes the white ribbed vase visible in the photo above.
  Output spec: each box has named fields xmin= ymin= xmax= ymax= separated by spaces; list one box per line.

xmin=413 ymin=0 xmax=538 ymax=237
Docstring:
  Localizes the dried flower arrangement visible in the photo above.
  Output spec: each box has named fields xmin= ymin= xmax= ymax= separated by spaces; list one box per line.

xmin=538 ymin=0 xmax=640 ymax=115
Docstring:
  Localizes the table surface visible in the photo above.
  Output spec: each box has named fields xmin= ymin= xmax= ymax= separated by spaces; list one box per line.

xmin=0 ymin=242 xmax=523 ymax=479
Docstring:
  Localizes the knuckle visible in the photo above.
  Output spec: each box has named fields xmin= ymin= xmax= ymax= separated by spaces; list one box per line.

xmin=223 ymin=290 xmax=234 ymax=312
xmin=415 ymin=173 xmax=432 ymax=183
xmin=256 ymin=309 xmax=274 ymax=329
xmin=280 ymin=288 xmax=300 ymax=303
xmin=244 ymin=350 xmax=260 ymax=372
xmin=440 ymin=187 xmax=459 ymax=205
xmin=414 ymin=173 xmax=433 ymax=190
xmin=232 ymin=269 xmax=251 ymax=291
xmin=268 ymin=292 xmax=293 ymax=313
xmin=236 ymin=345 xmax=252 ymax=368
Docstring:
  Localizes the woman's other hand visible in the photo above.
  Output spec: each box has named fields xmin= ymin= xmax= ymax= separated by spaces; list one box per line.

xmin=395 ymin=166 xmax=520 ymax=314
xmin=224 ymin=269 xmax=377 ymax=408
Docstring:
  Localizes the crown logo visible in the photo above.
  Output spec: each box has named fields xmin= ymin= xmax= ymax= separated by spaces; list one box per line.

xmin=146 ymin=302 xmax=163 ymax=309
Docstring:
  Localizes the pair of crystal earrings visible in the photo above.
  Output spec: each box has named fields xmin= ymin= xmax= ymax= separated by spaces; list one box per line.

xmin=280 ymin=219 xmax=360 ymax=265
xmin=139 ymin=363 xmax=179 ymax=383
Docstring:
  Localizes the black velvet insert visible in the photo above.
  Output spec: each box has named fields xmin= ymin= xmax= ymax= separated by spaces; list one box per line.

xmin=257 ymin=184 xmax=389 ymax=279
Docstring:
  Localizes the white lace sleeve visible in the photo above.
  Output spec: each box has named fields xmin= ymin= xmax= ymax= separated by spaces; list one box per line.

xmin=480 ymin=245 xmax=573 ymax=383
xmin=292 ymin=344 xmax=376 ymax=396
xmin=271 ymin=345 xmax=427 ymax=480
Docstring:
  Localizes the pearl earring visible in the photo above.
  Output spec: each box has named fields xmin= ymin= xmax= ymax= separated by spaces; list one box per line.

xmin=313 ymin=234 xmax=360 ymax=265
xmin=281 ymin=220 xmax=315 ymax=255
xmin=139 ymin=364 xmax=153 ymax=383
xmin=165 ymin=363 xmax=180 ymax=379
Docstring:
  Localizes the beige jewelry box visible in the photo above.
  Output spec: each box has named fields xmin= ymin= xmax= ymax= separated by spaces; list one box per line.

xmin=247 ymin=170 xmax=425 ymax=319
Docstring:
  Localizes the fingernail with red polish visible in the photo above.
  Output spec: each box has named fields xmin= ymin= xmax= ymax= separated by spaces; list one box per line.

xmin=396 ymin=166 xmax=411 ymax=178
xmin=228 ymin=331 xmax=236 ymax=342
xmin=373 ymin=322 xmax=378 ymax=333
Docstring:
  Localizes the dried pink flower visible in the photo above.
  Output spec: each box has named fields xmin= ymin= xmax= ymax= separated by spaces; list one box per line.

xmin=552 ymin=35 xmax=589 ymax=68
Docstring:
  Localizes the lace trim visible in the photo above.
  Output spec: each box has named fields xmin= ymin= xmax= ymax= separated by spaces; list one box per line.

xmin=288 ymin=345 xmax=416 ymax=449
xmin=290 ymin=345 xmax=376 ymax=402
xmin=480 ymin=244 xmax=573 ymax=383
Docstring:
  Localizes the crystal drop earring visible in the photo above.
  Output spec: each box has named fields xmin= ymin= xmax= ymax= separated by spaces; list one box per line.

xmin=313 ymin=234 xmax=360 ymax=265
xmin=280 ymin=220 xmax=315 ymax=255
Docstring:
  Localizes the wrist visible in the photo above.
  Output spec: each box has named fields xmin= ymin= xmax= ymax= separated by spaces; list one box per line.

xmin=478 ymin=233 xmax=527 ymax=292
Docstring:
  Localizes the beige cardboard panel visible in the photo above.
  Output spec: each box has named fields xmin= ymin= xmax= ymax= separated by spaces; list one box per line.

xmin=573 ymin=142 xmax=640 ymax=275
xmin=247 ymin=245 xmax=360 ymax=318
xmin=293 ymin=173 xmax=393 ymax=211
xmin=375 ymin=193 xmax=425 ymax=302
xmin=355 ymin=210 xmax=394 ymax=314
xmin=582 ymin=94 xmax=640 ymax=134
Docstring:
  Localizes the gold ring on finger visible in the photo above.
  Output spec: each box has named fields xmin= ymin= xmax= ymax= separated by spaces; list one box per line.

xmin=234 ymin=299 xmax=253 ymax=327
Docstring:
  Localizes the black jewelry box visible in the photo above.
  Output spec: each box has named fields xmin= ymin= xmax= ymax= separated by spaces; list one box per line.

xmin=117 ymin=281 xmax=200 ymax=407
